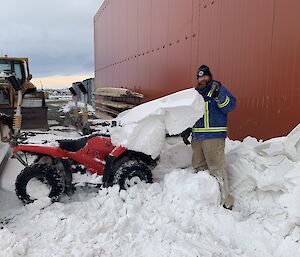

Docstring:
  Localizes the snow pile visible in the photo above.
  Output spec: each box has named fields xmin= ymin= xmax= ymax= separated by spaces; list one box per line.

xmin=2 ymin=91 xmax=300 ymax=256
xmin=0 ymin=228 xmax=28 ymax=257
xmin=163 ymin=169 xmax=220 ymax=206
xmin=111 ymin=88 xmax=204 ymax=158
xmin=1 ymin=132 xmax=300 ymax=256
xmin=227 ymin=124 xmax=300 ymax=239
xmin=21 ymin=132 xmax=81 ymax=146
xmin=0 ymin=170 xmax=270 ymax=257
xmin=60 ymin=101 xmax=95 ymax=115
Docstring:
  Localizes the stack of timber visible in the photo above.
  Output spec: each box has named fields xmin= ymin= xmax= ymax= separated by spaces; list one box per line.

xmin=94 ymin=87 xmax=143 ymax=119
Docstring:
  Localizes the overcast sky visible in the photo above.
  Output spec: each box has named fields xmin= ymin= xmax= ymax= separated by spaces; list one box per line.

xmin=0 ymin=0 xmax=104 ymax=88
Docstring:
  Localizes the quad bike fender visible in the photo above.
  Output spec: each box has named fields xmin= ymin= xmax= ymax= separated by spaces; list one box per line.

xmin=102 ymin=146 xmax=159 ymax=187
xmin=102 ymin=146 xmax=127 ymax=187
xmin=60 ymin=158 xmax=73 ymax=192
xmin=13 ymin=144 xmax=66 ymax=158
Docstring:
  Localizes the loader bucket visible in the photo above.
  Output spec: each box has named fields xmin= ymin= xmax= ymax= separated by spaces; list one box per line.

xmin=21 ymin=107 xmax=49 ymax=130
xmin=0 ymin=107 xmax=49 ymax=130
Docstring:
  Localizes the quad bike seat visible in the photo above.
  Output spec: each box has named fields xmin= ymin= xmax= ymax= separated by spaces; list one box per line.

xmin=58 ymin=137 xmax=88 ymax=152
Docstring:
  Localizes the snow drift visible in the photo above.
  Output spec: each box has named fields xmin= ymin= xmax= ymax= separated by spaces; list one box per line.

xmin=1 ymin=130 xmax=300 ymax=256
xmin=226 ymin=124 xmax=300 ymax=240
xmin=1 ymin=91 xmax=300 ymax=256
xmin=110 ymin=88 xmax=204 ymax=158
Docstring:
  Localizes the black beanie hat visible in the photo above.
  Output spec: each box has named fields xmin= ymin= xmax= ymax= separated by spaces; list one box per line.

xmin=197 ymin=65 xmax=212 ymax=79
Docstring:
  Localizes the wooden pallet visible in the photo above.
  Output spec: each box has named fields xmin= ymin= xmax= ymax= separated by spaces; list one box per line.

xmin=94 ymin=99 xmax=135 ymax=109
xmin=94 ymin=87 xmax=143 ymax=118
xmin=95 ymin=87 xmax=143 ymax=98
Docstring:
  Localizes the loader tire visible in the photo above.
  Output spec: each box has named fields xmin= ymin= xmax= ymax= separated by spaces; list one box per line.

xmin=113 ymin=160 xmax=153 ymax=190
xmin=15 ymin=163 xmax=66 ymax=204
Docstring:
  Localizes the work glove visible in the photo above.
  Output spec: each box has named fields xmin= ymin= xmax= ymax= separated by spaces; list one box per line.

xmin=209 ymin=81 xmax=221 ymax=99
xmin=180 ymin=127 xmax=192 ymax=145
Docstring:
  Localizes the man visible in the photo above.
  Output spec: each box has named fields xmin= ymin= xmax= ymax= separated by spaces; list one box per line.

xmin=181 ymin=65 xmax=236 ymax=209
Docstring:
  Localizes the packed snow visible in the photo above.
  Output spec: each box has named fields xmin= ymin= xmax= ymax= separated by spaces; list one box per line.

xmin=110 ymin=88 xmax=204 ymax=158
xmin=60 ymin=101 xmax=95 ymax=115
xmin=0 ymin=88 xmax=300 ymax=256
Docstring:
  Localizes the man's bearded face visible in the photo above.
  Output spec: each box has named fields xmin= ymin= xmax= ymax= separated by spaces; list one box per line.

xmin=197 ymin=75 xmax=211 ymax=89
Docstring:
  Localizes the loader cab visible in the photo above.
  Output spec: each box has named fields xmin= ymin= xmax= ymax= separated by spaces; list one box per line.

xmin=0 ymin=59 xmax=29 ymax=85
xmin=0 ymin=57 xmax=32 ymax=108
xmin=0 ymin=58 xmax=30 ymax=107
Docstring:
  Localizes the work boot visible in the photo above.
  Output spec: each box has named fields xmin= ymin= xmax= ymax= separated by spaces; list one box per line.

xmin=223 ymin=194 xmax=234 ymax=210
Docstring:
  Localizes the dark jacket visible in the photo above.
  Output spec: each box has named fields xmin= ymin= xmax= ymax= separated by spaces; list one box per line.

xmin=192 ymin=81 xmax=236 ymax=140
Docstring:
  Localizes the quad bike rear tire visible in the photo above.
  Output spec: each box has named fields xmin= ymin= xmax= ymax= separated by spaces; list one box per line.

xmin=15 ymin=163 xmax=66 ymax=204
xmin=113 ymin=159 xmax=153 ymax=189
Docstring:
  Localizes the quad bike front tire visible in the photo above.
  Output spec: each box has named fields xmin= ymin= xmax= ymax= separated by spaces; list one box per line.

xmin=15 ymin=163 xmax=66 ymax=204
xmin=113 ymin=159 xmax=153 ymax=189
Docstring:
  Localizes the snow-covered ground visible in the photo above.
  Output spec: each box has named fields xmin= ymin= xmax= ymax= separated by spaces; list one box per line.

xmin=60 ymin=101 xmax=95 ymax=115
xmin=0 ymin=89 xmax=300 ymax=257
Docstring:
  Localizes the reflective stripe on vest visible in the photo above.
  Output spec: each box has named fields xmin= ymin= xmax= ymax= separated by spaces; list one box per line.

xmin=218 ymin=96 xmax=230 ymax=108
xmin=204 ymin=102 xmax=209 ymax=128
xmin=196 ymin=92 xmax=228 ymax=133
xmin=192 ymin=127 xmax=227 ymax=132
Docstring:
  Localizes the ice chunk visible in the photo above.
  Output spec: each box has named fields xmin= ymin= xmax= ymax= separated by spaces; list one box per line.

xmin=111 ymin=88 xmax=204 ymax=158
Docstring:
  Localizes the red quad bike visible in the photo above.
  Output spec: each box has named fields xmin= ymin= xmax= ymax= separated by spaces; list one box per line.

xmin=0 ymin=75 xmax=157 ymax=204
xmin=13 ymin=133 xmax=157 ymax=204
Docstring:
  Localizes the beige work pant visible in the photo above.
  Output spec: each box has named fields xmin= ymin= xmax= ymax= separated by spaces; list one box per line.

xmin=191 ymin=138 xmax=232 ymax=207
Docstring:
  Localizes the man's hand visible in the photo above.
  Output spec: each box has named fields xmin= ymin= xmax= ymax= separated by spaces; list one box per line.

xmin=210 ymin=81 xmax=221 ymax=99
xmin=180 ymin=127 xmax=192 ymax=145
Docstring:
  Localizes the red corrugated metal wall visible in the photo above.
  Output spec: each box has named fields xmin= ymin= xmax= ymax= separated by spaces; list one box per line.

xmin=94 ymin=0 xmax=300 ymax=140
